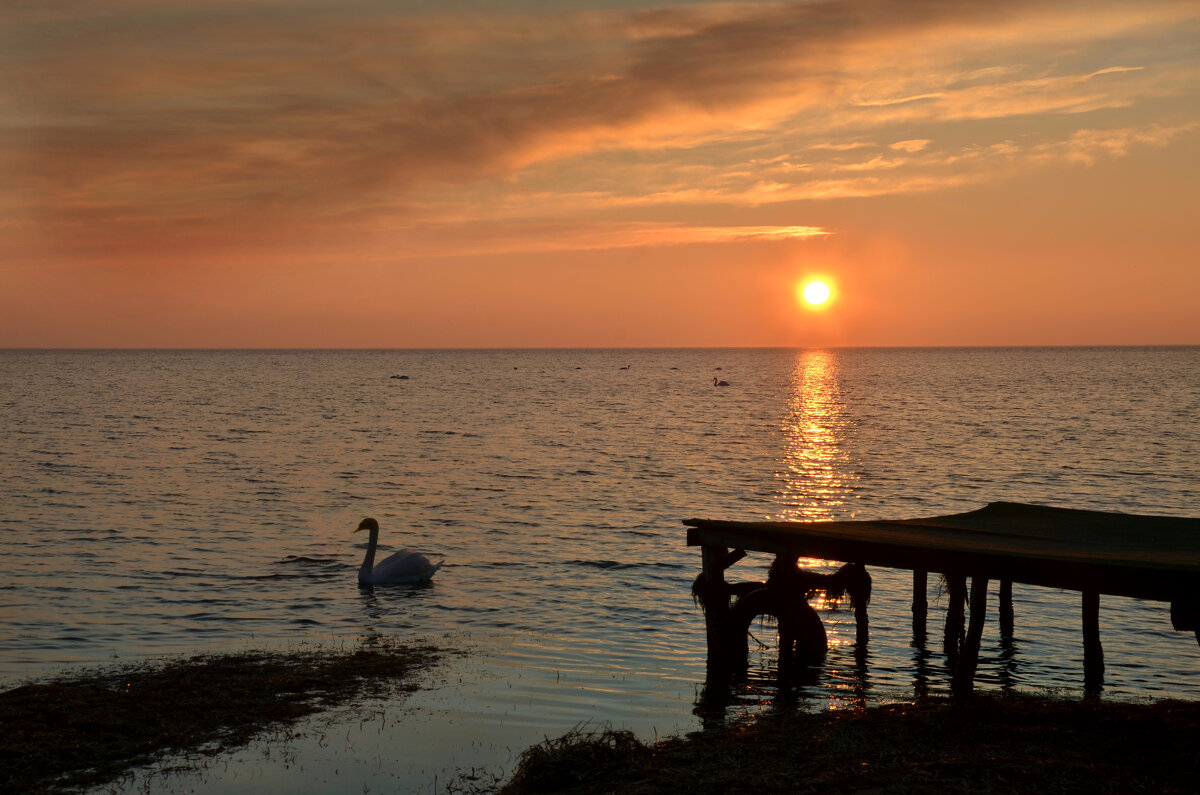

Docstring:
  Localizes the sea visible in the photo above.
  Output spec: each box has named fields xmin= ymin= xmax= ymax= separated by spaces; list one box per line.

xmin=2 ymin=347 xmax=1198 ymax=792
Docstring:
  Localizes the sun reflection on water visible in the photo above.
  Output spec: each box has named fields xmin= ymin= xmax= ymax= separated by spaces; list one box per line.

xmin=775 ymin=350 xmax=860 ymax=522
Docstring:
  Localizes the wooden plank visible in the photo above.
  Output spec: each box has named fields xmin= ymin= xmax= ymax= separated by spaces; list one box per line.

xmin=688 ymin=503 xmax=1200 ymax=570
xmin=685 ymin=502 xmax=1200 ymax=603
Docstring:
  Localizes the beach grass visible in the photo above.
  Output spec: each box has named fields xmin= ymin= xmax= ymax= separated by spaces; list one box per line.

xmin=499 ymin=693 xmax=1200 ymax=794
xmin=0 ymin=639 xmax=441 ymax=793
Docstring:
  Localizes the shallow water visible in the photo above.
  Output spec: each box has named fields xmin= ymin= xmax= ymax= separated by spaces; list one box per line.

xmin=2 ymin=348 xmax=1198 ymax=791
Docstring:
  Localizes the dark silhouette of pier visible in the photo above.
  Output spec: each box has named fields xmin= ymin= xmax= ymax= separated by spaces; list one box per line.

xmin=687 ymin=502 xmax=1200 ymax=696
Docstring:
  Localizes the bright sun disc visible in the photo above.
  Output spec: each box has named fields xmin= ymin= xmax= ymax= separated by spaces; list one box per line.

xmin=802 ymin=280 xmax=831 ymax=306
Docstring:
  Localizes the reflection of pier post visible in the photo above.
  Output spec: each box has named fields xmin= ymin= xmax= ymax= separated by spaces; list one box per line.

xmin=944 ymin=575 xmax=966 ymax=661
xmin=951 ymin=576 xmax=989 ymax=695
xmin=912 ymin=645 xmax=932 ymax=697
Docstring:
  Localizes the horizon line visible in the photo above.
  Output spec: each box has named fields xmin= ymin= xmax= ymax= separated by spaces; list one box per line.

xmin=3 ymin=344 xmax=1198 ymax=353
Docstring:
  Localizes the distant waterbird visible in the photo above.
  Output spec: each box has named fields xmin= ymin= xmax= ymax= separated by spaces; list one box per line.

xmin=713 ymin=377 xmax=731 ymax=387
xmin=354 ymin=517 xmax=443 ymax=585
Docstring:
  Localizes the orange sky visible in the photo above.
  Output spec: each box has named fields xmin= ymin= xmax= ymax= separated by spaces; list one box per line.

xmin=3 ymin=0 xmax=1198 ymax=347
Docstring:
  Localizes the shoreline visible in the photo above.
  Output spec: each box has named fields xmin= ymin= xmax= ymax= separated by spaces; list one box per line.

xmin=500 ymin=693 xmax=1200 ymax=793
xmin=6 ymin=645 xmax=1199 ymax=793
xmin=0 ymin=641 xmax=444 ymax=793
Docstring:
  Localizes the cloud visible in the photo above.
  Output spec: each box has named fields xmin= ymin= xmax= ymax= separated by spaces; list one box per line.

xmin=890 ymin=139 xmax=932 ymax=153
xmin=856 ymin=93 xmax=946 ymax=108
xmin=365 ymin=221 xmax=830 ymax=259
xmin=3 ymin=0 xmax=1198 ymax=264
xmin=499 ymin=121 xmax=1198 ymax=211
xmin=1042 ymin=123 xmax=1199 ymax=166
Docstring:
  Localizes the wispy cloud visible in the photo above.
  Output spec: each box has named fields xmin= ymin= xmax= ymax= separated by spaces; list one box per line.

xmin=890 ymin=139 xmax=932 ymax=153
xmin=363 ymin=222 xmax=830 ymax=259
xmin=3 ymin=0 xmax=1198 ymax=263
xmin=1038 ymin=122 xmax=1200 ymax=166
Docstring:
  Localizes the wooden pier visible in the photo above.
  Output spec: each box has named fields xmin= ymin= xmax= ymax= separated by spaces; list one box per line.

xmin=685 ymin=502 xmax=1200 ymax=695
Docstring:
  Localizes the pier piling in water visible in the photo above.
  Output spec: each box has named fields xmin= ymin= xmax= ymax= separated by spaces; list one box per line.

xmin=944 ymin=575 xmax=967 ymax=662
xmin=912 ymin=569 xmax=928 ymax=645
xmin=1082 ymin=590 xmax=1104 ymax=696
xmin=999 ymin=579 xmax=1014 ymax=639
xmin=951 ymin=576 xmax=990 ymax=694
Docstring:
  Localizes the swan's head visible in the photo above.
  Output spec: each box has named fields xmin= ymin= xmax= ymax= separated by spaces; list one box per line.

xmin=354 ymin=517 xmax=379 ymax=534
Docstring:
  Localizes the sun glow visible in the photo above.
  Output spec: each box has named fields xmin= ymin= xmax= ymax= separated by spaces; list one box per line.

xmin=799 ymin=279 xmax=834 ymax=309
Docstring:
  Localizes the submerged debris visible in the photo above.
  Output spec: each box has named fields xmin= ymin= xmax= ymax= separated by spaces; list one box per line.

xmin=0 ymin=640 xmax=442 ymax=793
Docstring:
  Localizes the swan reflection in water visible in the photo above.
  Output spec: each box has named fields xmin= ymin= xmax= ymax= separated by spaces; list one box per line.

xmin=354 ymin=517 xmax=443 ymax=586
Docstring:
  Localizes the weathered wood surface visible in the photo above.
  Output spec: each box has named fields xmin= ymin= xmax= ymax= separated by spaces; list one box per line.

xmin=685 ymin=501 xmax=1200 ymax=603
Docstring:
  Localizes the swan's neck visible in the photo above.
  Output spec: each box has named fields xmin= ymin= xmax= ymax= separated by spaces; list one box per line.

xmin=360 ymin=527 xmax=379 ymax=576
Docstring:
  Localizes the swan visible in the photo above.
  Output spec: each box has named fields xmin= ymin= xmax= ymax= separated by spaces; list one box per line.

xmin=354 ymin=517 xmax=443 ymax=585
xmin=713 ymin=377 xmax=730 ymax=386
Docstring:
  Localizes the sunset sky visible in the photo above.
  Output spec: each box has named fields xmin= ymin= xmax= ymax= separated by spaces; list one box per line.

xmin=3 ymin=0 xmax=1198 ymax=348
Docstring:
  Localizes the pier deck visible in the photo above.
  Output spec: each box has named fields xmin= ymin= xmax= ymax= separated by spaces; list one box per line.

xmin=685 ymin=502 xmax=1200 ymax=694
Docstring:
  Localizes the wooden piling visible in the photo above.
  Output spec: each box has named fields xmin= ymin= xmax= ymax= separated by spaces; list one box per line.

xmin=912 ymin=569 xmax=928 ymax=645
xmin=999 ymin=579 xmax=1014 ymax=639
xmin=853 ymin=562 xmax=870 ymax=647
xmin=951 ymin=576 xmax=989 ymax=695
xmin=1082 ymin=590 xmax=1104 ymax=695
xmin=944 ymin=575 xmax=967 ymax=660
xmin=700 ymin=544 xmax=730 ymax=673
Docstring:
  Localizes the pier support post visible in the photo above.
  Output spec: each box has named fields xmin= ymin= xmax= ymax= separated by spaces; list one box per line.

xmin=853 ymin=562 xmax=870 ymax=647
xmin=998 ymin=579 xmax=1014 ymax=639
xmin=951 ymin=576 xmax=989 ymax=695
xmin=700 ymin=544 xmax=731 ymax=674
xmin=944 ymin=575 xmax=967 ymax=661
xmin=912 ymin=570 xmax=928 ymax=646
xmin=1082 ymin=590 xmax=1104 ymax=696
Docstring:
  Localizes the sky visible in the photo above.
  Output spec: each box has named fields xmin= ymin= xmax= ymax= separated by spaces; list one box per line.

xmin=3 ymin=0 xmax=1198 ymax=348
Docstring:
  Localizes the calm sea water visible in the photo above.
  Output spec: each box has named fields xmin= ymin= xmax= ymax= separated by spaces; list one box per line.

xmin=2 ymin=348 xmax=1198 ymax=792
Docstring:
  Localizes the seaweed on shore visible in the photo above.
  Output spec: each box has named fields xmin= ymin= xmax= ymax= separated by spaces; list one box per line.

xmin=0 ymin=640 xmax=442 ymax=793
xmin=499 ymin=693 xmax=1200 ymax=794
xmin=502 ymin=724 xmax=652 ymax=794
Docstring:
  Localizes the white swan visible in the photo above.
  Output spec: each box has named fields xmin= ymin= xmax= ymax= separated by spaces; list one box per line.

xmin=354 ymin=517 xmax=443 ymax=585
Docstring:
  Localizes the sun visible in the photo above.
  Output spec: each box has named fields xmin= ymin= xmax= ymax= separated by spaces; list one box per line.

xmin=798 ymin=278 xmax=834 ymax=309
xmin=803 ymin=281 xmax=830 ymax=305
